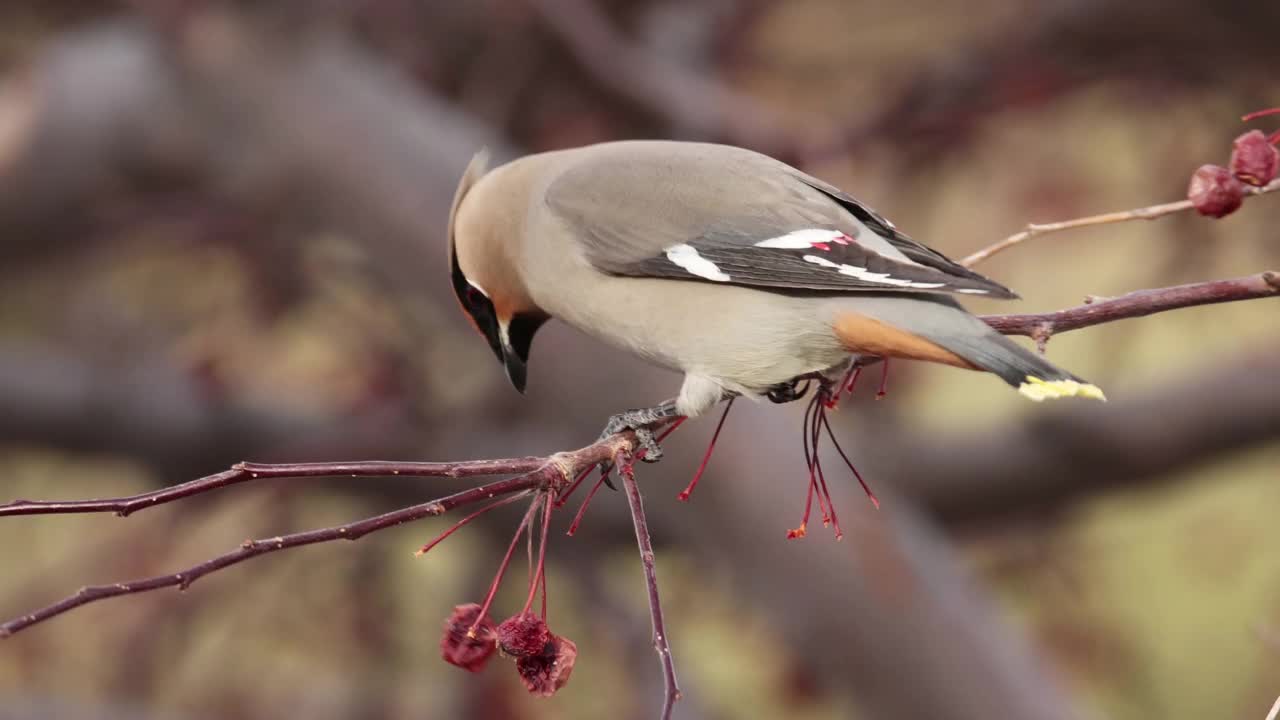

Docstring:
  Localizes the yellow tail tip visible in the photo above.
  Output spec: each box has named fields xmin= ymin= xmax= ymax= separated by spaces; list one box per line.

xmin=1018 ymin=376 xmax=1107 ymax=402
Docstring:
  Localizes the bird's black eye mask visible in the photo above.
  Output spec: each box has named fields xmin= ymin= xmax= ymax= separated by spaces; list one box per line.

xmin=451 ymin=253 xmax=503 ymax=365
xmin=450 ymin=252 xmax=547 ymax=393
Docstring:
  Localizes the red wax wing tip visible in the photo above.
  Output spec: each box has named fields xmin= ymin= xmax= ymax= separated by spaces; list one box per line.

xmin=497 ymin=613 xmax=550 ymax=658
xmin=832 ymin=233 xmax=852 ymax=245
xmin=516 ymin=634 xmax=578 ymax=697
xmin=811 ymin=242 xmax=831 ymax=251
xmin=441 ymin=604 xmax=497 ymax=673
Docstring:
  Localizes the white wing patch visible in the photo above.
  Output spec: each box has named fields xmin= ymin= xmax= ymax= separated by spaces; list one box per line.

xmin=803 ymin=255 xmax=840 ymax=268
xmin=754 ymin=229 xmax=852 ymax=249
xmin=801 ymin=255 xmax=945 ymax=289
xmin=665 ymin=243 xmax=731 ymax=282
xmin=955 ymin=288 xmax=990 ymax=295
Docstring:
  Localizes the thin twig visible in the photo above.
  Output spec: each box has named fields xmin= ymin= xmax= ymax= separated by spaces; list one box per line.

xmin=983 ymin=271 xmax=1280 ymax=342
xmin=0 ymin=458 xmax=549 ymax=518
xmin=0 ymin=436 xmax=629 ymax=637
xmin=960 ymin=179 xmax=1280 ymax=268
xmin=618 ymin=452 xmax=682 ymax=720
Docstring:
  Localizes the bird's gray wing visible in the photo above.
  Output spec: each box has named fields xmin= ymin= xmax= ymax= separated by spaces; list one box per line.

xmin=790 ymin=170 xmax=1010 ymax=290
xmin=544 ymin=145 xmax=1016 ymax=299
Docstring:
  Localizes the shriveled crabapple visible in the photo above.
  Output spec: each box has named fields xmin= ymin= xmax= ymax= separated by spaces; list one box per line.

xmin=1188 ymin=164 xmax=1245 ymax=218
xmin=440 ymin=603 xmax=497 ymax=672
xmin=516 ymin=633 xmax=579 ymax=697
xmin=497 ymin=612 xmax=551 ymax=658
xmin=1230 ymin=130 xmax=1279 ymax=187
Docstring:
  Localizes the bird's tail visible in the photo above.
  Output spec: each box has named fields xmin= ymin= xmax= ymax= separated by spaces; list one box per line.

xmin=926 ymin=322 xmax=1106 ymax=401
xmin=832 ymin=296 xmax=1106 ymax=402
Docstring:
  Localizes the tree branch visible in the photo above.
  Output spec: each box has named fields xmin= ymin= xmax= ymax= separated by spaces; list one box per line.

xmin=618 ymin=453 xmax=682 ymax=720
xmin=961 ymin=179 xmax=1280 ymax=267
xmin=0 ymin=434 xmax=635 ymax=637
xmin=0 ymin=457 xmax=545 ymax=518
xmin=982 ymin=271 xmax=1280 ymax=349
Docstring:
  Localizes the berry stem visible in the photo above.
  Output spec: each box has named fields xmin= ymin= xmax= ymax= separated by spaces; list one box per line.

xmin=566 ymin=473 xmax=610 ymax=536
xmin=470 ymin=498 xmax=539 ymax=636
xmin=843 ymin=366 xmax=863 ymax=395
xmin=788 ymin=393 xmax=822 ymax=539
xmin=414 ymin=490 xmax=532 ymax=556
xmin=521 ymin=494 xmax=554 ymax=616
xmin=810 ymin=393 xmax=839 ymax=534
xmin=677 ymin=397 xmax=736 ymax=501
xmin=820 ymin=411 xmax=880 ymax=511
xmin=1242 ymin=107 xmax=1280 ymax=122
xmin=554 ymin=465 xmax=598 ymax=508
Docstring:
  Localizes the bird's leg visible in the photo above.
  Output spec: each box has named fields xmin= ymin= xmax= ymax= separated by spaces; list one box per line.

xmin=600 ymin=399 xmax=680 ymax=463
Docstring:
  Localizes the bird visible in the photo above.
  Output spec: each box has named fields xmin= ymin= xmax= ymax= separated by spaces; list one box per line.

xmin=446 ymin=140 xmax=1103 ymax=455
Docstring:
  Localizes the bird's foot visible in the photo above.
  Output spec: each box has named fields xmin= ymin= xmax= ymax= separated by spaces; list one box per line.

xmin=766 ymin=371 xmax=833 ymax=404
xmin=766 ymin=378 xmax=811 ymax=404
xmin=599 ymin=401 xmax=679 ymax=463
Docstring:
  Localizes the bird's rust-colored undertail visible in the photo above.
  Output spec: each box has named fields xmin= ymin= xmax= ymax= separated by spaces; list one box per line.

xmin=833 ymin=311 xmax=977 ymax=370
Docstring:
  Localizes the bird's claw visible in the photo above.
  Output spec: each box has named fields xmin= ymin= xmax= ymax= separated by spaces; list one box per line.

xmin=632 ymin=426 xmax=663 ymax=462
xmin=599 ymin=405 xmax=676 ymax=465
xmin=599 ymin=421 xmax=663 ymax=463
xmin=766 ymin=378 xmax=811 ymax=404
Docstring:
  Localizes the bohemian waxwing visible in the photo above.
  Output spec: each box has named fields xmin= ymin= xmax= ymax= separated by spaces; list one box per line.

xmin=447 ymin=141 xmax=1103 ymax=452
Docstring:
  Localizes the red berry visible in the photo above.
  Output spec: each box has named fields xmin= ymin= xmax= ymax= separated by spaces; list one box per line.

xmin=497 ymin=613 xmax=550 ymax=658
xmin=1188 ymin=164 xmax=1245 ymax=218
xmin=440 ymin=603 xmax=497 ymax=673
xmin=1230 ymin=130 xmax=1279 ymax=187
xmin=516 ymin=634 xmax=578 ymax=697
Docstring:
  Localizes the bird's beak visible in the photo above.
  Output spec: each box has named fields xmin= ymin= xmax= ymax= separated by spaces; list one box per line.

xmin=501 ymin=343 xmax=528 ymax=393
xmin=498 ymin=313 xmax=546 ymax=394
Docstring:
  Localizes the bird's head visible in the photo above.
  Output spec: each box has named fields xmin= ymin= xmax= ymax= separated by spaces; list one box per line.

xmin=447 ymin=150 xmax=548 ymax=393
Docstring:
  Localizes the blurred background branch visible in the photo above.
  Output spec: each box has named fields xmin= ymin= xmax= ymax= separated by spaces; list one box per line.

xmin=1 ymin=2 xmax=1278 ymax=720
